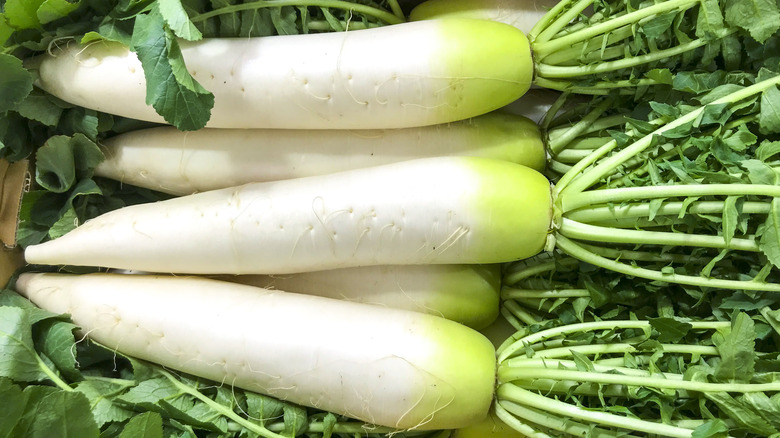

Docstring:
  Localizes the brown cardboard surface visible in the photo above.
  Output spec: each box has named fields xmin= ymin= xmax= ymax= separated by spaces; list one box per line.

xmin=0 ymin=246 xmax=23 ymax=287
xmin=0 ymin=159 xmax=29 ymax=286
xmin=0 ymin=159 xmax=29 ymax=248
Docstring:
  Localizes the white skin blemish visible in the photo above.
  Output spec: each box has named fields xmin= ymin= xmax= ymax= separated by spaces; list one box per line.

xmin=428 ymin=225 xmax=470 ymax=259
xmin=291 ymin=224 xmax=315 ymax=258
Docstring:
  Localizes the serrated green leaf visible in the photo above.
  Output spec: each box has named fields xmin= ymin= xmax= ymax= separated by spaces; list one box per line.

xmin=673 ymin=72 xmax=713 ymax=94
xmin=0 ymin=14 xmax=13 ymax=46
xmin=119 ymin=412 xmax=164 ymax=438
xmin=58 ymin=106 xmax=100 ymax=140
xmin=761 ymin=307 xmax=780 ymax=337
xmin=0 ymin=377 xmax=27 ymax=436
xmin=646 ymin=68 xmax=674 ymax=85
xmin=282 ymin=403 xmax=307 ymax=437
xmin=625 ymin=117 xmax=657 ymax=135
xmin=0 ymin=53 xmax=35 ymax=115
xmin=298 ymin=6 xmax=309 ymax=33
xmin=0 ymin=306 xmax=49 ymax=382
xmin=757 ymin=140 xmax=780 ymax=162
xmin=17 ymin=191 xmax=58 ymax=246
xmin=707 ymin=392 xmax=778 ymax=435
xmin=648 ymin=198 xmax=665 ymax=221
xmin=239 ymin=8 xmax=274 ymax=37
xmin=270 ymin=6 xmax=299 ymax=35
xmin=695 ymin=103 xmax=732 ymax=126
xmin=158 ymin=393 xmax=229 ymax=433
xmin=47 ymin=178 xmax=103 ymax=238
xmin=725 ymin=0 xmax=780 ymax=43
xmin=210 ymin=0 xmax=240 ymax=36
xmin=10 ymin=386 xmax=57 ymax=436
xmin=158 ymin=0 xmax=202 ymax=40
xmin=117 ymin=377 xmax=181 ymax=406
xmin=743 ymin=392 xmax=780 ymax=431
xmin=758 ymin=199 xmax=780 ymax=268
xmin=700 ymin=85 xmax=745 ymax=105
xmin=35 ymin=134 xmax=104 ymax=193
xmin=571 ymin=350 xmax=595 ymax=372
xmin=712 ymin=312 xmax=756 ymax=382
xmin=696 ymin=0 xmax=726 ymax=38
xmin=640 ymin=11 xmax=677 ymax=39
xmin=74 ymin=379 xmax=135 ymax=427
xmin=131 ymin=9 xmax=214 ymax=131
xmin=760 ymin=85 xmax=780 ymax=134
xmin=14 ymin=386 xmax=100 ymax=438
xmin=650 ymin=317 xmax=692 ymax=343
xmin=245 ymin=392 xmax=284 ymax=427
xmin=691 ymin=419 xmax=729 ymax=438
xmin=722 ymin=124 xmax=757 ymax=151
xmin=701 ymin=249 xmax=729 ymax=278
xmin=720 ymin=34 xmax=743 ymax=71
xmin=321 ymin=412 xmax=337 ymax=438
xmin=3 ymin=0 xmax=45 ymax=29
xmin=16 ymin=91 xmax=64 ymax=127
xmin=742 ymin=159 xmax=776 ymax=185
xmin=37 ymin=0 xmax=81 ymax=24
xmin=82 ymin=16 xmax=134 ymax=46
xmin=660 ymin=120 xmax=695 ymax=139
xmin=0 ymin=289 xmax=61 ymax=324
xmin=649 ymin=101 xmax=680 ymax=119
xmin=320 ymin=7 xmax=344 ymax=32
xmin=722 ymin=196 xmax=740 ymax=246
xmin=36 ymin=318 xmax=80 ymax=380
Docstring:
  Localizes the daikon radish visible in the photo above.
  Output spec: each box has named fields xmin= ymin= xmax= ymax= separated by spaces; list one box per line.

xmin=29 ymin=19 xmax=532 ymax=130
xmin=14 ymin=272 xmax=497 ymax=430
xmin=25 ymin=156 xmax=553 ymax=274
xmin=225 ymin=264 xmax=501 ymax=329
xmin=409 ymin=0 xmax=558 ymax=33
xmin=95 ymin=112 xmax=545 ymax=195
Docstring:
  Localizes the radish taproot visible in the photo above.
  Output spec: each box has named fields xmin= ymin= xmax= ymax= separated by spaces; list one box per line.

xmin=23 ymin=0 xmax=763 ymax=131
xmin=224 ymin=264 xmax=501 ymax=330
xmin=13 ymin=272 xmax=497 ymax=431
xmin=24 ymin=156 xmax=553 ymax=274
xmin=28 ymin=18 xmax=532 ymax=130
xmin=409 ymin=0 xmax=558 ymax=33
xmin=95 ymin=112 xmax=545 ymax=196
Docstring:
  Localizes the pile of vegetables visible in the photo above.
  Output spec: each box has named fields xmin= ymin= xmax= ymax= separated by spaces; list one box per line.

xmin=3 ymin=0 xmax=780 ymax=436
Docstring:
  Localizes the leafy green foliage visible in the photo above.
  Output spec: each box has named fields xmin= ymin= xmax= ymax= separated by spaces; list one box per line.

xmin=499 ymin=251 xmax=780 ymax=438
xmin=0 ymin=54 xmax=33 ymax=115
xmin=541 ymin=58 xmax=780 ymax=293
xmin=130 ymin=7 xmax=214 ymax=131
xmin=531 ymin=0 xmax=780 ymax=94
xmin=504 ymin=67 xmax=780 ymax=424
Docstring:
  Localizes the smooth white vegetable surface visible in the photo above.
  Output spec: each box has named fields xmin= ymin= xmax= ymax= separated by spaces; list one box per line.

xmin=31 ymin=19 xmax=533 ymax=129
xmin=95 ymin=112 xmax=545 ymax=195
xmin=224 ymin=264 xmax=502 ymax=329
xmin=409 ymin=0 xmax=559 ymax=33
xmin=25 ymin=156 xmax=553 ymax=274
xmin=15 ymin=272 xmax=496 ymax=430
xmin=501 ymin=88 xmax=563 ymax=124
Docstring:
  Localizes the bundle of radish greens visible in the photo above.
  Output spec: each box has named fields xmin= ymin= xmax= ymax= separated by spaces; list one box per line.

xmin=499 ymin=250 xmax=780 ymax=437
xmin=3 ymin=0 xmax=780 ymax=437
